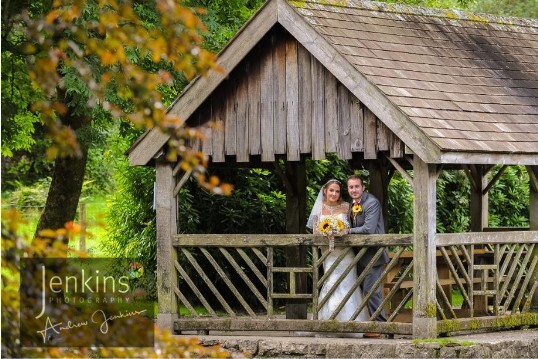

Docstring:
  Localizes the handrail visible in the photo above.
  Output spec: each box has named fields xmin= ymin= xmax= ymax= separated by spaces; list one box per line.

xmin=437 ymin=230 xmax=538 ymax=246
xmin=173 ymin=233 xmax=412 ymax=247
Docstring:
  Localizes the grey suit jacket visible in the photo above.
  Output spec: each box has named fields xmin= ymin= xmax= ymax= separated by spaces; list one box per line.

xmin=349 ymin=192 xmax=390 ymax=267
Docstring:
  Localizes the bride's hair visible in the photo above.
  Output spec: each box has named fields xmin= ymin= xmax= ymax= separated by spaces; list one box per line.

xmin=322 ymin=179 xmax=343 ymax=202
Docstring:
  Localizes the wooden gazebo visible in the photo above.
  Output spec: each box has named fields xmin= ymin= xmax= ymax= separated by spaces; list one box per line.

xmin=128 ymin=0 xmax=538 ymax=338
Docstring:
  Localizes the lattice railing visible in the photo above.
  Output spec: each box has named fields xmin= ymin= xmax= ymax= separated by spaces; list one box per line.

xmin=173 ymin=234 xmax=414 ymax=335
xmin=435 ymin=231 xmax=538 ymax=334
xmin=170 ymin=232 xmax=538 ymax=335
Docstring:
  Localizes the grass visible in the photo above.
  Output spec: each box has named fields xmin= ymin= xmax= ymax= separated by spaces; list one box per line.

xmin=3 ymin=194 xmax=109 ymax=257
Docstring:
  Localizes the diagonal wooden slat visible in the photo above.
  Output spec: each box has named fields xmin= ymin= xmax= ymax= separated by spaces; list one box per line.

xmin=436 ymin=278 xmax=456 ymax=319
xmin=503 ymin=244 xmax=535 ymax=312
xmin=512 ymin=253 xmax=538 ymax=313
xmin=317 ymin=247 xmax=370 ymax=316
xmin=522 ymin=280 xmax=538 ymax=313
xmin=328 ymin=247 xmax=370 ymax=320
xmin=182 ymin=249 xmax=236 ymax=317
xmin=349 ymin=248 xmax=386 ymax=321
xmin=373 ymin=259 xmax=413 ymax=322
xmin=387 ymin=289 xmax=413 ymax=322
xmin=356 ymin=246 xmax=407 ymax=321
xmin=174 ymin=287 xmax=199 ymax=317
xmin=499 ymin=244 xmax=516 ymax=280
xmin=321 ymin=247 xmax=367 ymax=318
xmin=174 ymin=259 xmax=217 ymax=317
xmin=252 ymin=247 xmax=267 ymax=264
xmin=200 ymin=248 xmax=256 ymax=317
xmin=459 ymin=244 xmax=472 ymax=267
xmin=449 ymin=245 xmax=473 ymax=286
xmin=220 ymin=248 xmax=268 ymax=309
xmin=499 ymin=244 xmax=525 ymax=301
xmin=436 ymin=301 xmax=446 ymax=321
xmin=440 ymin=247 xmax=472 ymax=307
xmin=237 ymin=248 xmax=267 ymax=287
xmin=317 ymin=247 xmax=355 ymax=290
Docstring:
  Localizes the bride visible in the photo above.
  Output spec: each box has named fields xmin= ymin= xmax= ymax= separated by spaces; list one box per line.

xmin=306 ymin=179 xmax=369 ymax=335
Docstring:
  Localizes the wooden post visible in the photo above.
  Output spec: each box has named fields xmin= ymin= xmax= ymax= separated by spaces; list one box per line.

xmin=79 ymin=202 xmax=86 ymax=252
xmin=284 ymin=160 xmax=307 ymax=319
xmin=527 ymin=166 xmax=538 ymax=311
xmin=468 ymin=165 xmax=489 ymax=314
xmin=412 ymin=156 xmax=438 ymax=338
xmin=469 ymin=165 xmax=488 ymax=232
xmin=156 ymin=158 xmax=179 ymax=332
xmin=366 ymin=159 xmax=390 ymax=231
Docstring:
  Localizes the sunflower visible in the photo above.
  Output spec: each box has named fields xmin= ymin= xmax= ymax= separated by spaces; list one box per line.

xmin=319 ymin=219 xmax=332 ymax=233
xmin=352 ymin=202 xmax=362 ymax=215
xmin=336 ymin=219 xmax=345 ymax=231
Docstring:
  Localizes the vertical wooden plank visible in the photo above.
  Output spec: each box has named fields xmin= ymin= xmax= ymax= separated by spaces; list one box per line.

xmin=273 ymin=32 xmax=287 ymax=155
xmin=311 ymin=57 xmax=325 ymax=160
xmin=337 ymin=83 xmax=352 ymax=160
xmin=212 ymin=87 xmax=225 ymax=163
xmin=312 ymin=245 xmax=319 ymax=320
xmin=248 ymin=50 xmax=261 ymax=156
xmin=267 ymin=247 xmax=274 ymax=317
xmin=286 ymin=38 xmax=300 ymax=161
xmin=201 ymin=101 xmax=212 ymax=157
xmin=376 ymin=118 xmax=390 ymax=152
xmin=225 ymin=79 xmax=237 ymax=156
xmin=260 ymin=43 xmax=274 ymax=162
xmin=364 ymin=107 xmax=377 ymax=159
xmin=285 ymin=161 xmax=307 ymax=319
xmin=527 ymin=166 xmax=538 ymax=310
xmin=412 ymin=156 xmax=438 ymax=339
xmin=390 ymin=131 xmax=404 ymax=158
xmin=236 ymin=69 xmax=249 ymax=162
xmin=156 ymin=159 xmax=178 ymax=332
xmin=298 ymin=44 xmax=312 ymax=154
xmin=324 ymin=70 xmax=338 ymax=153
xmin=350 ymin=97 xmax=364 ymax=152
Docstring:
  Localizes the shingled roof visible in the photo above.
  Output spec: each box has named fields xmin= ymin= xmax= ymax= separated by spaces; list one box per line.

xmin=291 ymin=0 xmax=538 ymax=155
xmin=129 ymin=0 xmax=538 ymax=166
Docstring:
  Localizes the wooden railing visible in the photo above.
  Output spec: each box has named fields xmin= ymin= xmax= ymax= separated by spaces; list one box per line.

xmin=171 ymin=232 xmax=538 ymax=336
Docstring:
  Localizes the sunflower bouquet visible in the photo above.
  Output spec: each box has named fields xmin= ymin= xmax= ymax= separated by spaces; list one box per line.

xmin=319 ymin=216 xmax=347 ymax=251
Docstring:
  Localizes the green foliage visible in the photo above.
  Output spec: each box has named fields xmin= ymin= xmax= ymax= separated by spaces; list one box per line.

xmin=183 ymin=167 xmax=286 ymax=234
xmin=185 ymin=0 xmax=266 ymax=53
xmin=387 ymin=172 xmax=413 ymax=234
xmin=5 ymin=178 xmax=51 ymax=208
xmin=103 ymin=135 xmax=157 ymax=298
xmin=1 ymin=51 xmax=42 ymax=157
xmin=488 ymin=166 xmax=529 ymax=227
xmin=437 ymin=170 xmax=471 ymax=233
xmin=469 ymin=0 xmax=538 ymax=18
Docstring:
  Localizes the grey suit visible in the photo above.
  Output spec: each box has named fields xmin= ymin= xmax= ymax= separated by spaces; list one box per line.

xmin=349 ymin=192 xmax=388 ymax=322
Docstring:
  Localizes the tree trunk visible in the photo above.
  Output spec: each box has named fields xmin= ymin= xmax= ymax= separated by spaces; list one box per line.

xmin=34 ymin=141 xmax=88 ymax=236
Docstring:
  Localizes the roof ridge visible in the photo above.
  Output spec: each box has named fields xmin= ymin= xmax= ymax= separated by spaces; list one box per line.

xmin=290 ymin=0 xmax=538 ymax=28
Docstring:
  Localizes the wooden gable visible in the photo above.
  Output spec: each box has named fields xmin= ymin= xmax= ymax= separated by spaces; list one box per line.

xmin=187 ymin=26 xmax=405 ymax=163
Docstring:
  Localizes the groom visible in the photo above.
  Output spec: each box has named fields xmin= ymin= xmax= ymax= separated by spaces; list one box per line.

xmin=347 ymin=175 xmax=388 ymax=338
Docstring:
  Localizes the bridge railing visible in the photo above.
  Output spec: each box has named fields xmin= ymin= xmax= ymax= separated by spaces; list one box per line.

xmin=171 ymin=232 xmax=538 ymax=336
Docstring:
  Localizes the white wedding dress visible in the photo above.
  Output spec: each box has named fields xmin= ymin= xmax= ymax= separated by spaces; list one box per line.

xmin=316 ymin=212 xmax=369 ymax=338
